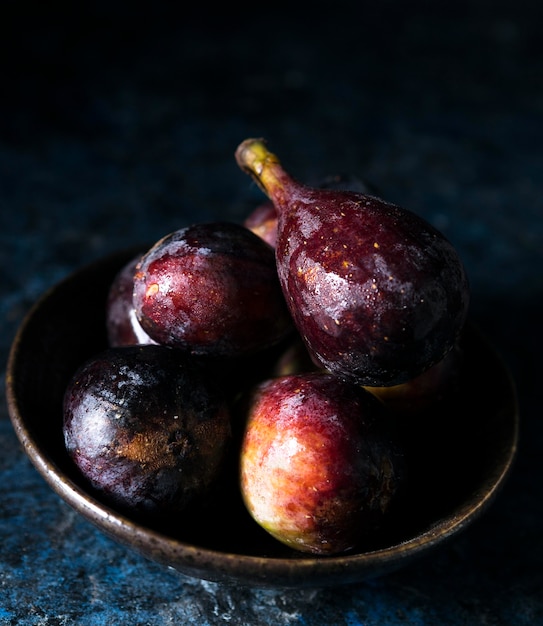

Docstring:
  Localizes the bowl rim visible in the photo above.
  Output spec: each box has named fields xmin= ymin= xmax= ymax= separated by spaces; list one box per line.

xmin=5 ymin=250 xmax=520 ymax=587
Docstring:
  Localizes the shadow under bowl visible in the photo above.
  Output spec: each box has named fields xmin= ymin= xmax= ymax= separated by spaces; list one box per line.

xmin=6 ymin=249 xmax=519 ymax=588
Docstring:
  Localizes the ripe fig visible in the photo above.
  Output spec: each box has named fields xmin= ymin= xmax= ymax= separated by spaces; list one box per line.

xmin=132 ymin=221 xmax=293 ymax=358
xmin=236 ymin=138 xmax=470 ymax=386
xmin=239 ymin=372 xmax=405 ymax=555
xmin=63 ymin=345 xmax=232 ymax=518
xmin=106 ymin=254 xmax=157 ymax=347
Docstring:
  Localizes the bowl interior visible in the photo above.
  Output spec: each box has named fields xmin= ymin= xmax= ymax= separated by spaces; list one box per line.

xmin=6 ymin=249 xmax=519 ymax=588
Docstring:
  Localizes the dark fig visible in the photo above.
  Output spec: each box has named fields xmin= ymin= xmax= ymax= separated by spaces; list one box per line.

xmin=106 ymin=254 xmax=157 ymax=347
xmin=63 ymin=345 xmax=231 ymax=517
xmin=239 ymin=371 xmax=405 ymax=554
xmin=236 ymin=138 xmax=470 ymax=386
xmin=132 ymin=221 xmax=293 ymax=358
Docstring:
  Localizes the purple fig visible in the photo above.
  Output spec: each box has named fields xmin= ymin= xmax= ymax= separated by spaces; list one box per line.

xmin=236 ymin=138 xmax=470 ymax=386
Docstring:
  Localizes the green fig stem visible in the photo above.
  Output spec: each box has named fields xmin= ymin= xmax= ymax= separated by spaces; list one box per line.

xmin=235 ymin=138 xmax=291 ymax=204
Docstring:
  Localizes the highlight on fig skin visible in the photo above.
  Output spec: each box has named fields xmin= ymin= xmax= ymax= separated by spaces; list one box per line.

xmin=235 ymin=138 xmax=470 ymax=387
xmin=132 ymin=221 xmax=294 ymax=358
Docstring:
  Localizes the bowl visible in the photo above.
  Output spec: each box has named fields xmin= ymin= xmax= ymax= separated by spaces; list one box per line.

xmin=6 ymin=249 xmax=519 ymax=588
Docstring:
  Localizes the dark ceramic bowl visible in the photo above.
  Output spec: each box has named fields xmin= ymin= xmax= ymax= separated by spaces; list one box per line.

xmin=6 ymin=249 xmax=519 ymax=588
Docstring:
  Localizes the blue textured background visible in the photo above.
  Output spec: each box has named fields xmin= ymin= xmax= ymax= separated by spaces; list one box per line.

xmin=1 ymin=2 xmax=542 ymax=623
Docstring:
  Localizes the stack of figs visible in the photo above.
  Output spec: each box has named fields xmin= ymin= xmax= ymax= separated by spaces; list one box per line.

xmin=63 ymin=138 xmax=470 ymax=556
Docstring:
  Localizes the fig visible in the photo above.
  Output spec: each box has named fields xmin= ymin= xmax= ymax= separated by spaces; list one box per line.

xmin=244 ymin=200 xmax=278 ymax=247
xmin=133 ymin=221 xmax=293 ymax=358
xmin=63 ymin=345 xmax=232 ymax=517
xmin=106 ymin=254 xmax=157 ymax=347
xmin=239 ymin=372 xmax=405 ymax=555
xmin=235 ymin=138 xmax=470 ymax=386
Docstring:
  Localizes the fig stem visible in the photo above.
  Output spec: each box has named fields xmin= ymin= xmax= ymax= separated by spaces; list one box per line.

xmin=235 ymin=138 xmax=287 ymax=200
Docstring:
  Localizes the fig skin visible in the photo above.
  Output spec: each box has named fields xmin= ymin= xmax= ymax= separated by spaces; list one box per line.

xmin=239 ymin=372 xmax=405 ymax=555
xmin=235 ymin=138 xmax=470 ymax=387
xmin=133 ymin=221 xmax=293 ymax=358
xmin=106 ymin=254 xmax=157 ymax=347
xmin=63 ymin=345 xmax=232 ymax=518
xmin=244 ymin=174 xmax=379 ymax=249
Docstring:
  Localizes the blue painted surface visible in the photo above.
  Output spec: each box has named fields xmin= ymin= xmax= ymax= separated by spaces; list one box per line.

xmin=1 ymin=2 xmax=543 ymax=624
